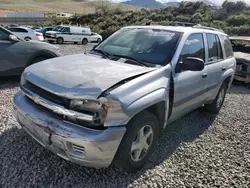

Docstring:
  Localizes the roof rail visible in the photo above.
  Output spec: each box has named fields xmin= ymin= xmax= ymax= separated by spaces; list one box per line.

xmin=167 ymin=21 xmax=197 ymax=26
xmin=192 ymin=24 xmax=224 ymax=32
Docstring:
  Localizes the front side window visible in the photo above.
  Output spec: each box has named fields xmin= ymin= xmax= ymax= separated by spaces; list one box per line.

xmin=180 ymin=33 xmax=205 ymax=62
xmin=220 ymin=35 xmax=234 ymax=58
xmin=95 ymin=28 xmax=181 ymax=66
xmin=206 ymin=33 xmax=223 ymax=62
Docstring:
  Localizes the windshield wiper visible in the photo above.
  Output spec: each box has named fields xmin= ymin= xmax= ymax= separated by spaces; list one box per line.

xmin=92 ymin=49 xmax=110 ymax=59
xmin=111 ymin=54 xmax=153 ymax=67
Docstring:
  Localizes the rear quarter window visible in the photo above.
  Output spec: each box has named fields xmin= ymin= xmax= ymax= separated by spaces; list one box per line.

xmin=220 ymin=35 xmax=234 ymax=58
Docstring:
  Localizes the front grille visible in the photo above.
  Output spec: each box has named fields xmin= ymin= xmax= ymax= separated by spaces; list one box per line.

xmin=23 ymin=81 xmax=69 ymax=108
xmin=72 ymin=144 xmax=85 ymax=153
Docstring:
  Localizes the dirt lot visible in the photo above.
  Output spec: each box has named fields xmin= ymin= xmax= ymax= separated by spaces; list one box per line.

xmin=1 ymin=44 xmax=250 ymax=188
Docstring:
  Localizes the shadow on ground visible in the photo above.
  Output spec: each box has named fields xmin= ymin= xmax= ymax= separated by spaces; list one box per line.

xmin=0 ymin=76 xmax=20 ymax=89
xmin=0 ymin=107 xmax=216 ymax=187
xmin=229 ymin=84 xmax=250 ymax=95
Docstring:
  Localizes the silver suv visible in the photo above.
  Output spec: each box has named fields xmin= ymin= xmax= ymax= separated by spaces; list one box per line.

xmin=13 ymin=25 xmax=236 ymax=172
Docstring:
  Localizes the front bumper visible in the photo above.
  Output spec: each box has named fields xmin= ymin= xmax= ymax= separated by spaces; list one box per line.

xmin=13 ymin=91 xmax=126 ymax=168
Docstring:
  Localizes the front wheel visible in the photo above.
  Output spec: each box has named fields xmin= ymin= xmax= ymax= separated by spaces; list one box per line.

xmin=56 ymin=37 xmax=64 ymax=44
xmin=114 ymin=111 xmax=159 ymax=172
xmin=82 ymin=38 xmax=88 ymax=45
xmin=204 ymin=83 xmax=227 ymax=113
xmin=97 ymin=38 xmax=101 ymax=43
xmin=29 ymin=56 xmax=49 ymax=65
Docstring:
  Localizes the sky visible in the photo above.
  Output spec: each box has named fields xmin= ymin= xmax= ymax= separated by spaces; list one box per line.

xmin=112 ymin=0 xmax=250 ymax=6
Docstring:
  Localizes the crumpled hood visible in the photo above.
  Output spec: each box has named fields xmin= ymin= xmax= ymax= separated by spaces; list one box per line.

xmin=24 ymin=54 xmax=155 ymax=99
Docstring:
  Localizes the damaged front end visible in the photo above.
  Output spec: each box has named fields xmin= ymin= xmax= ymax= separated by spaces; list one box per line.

xmin=230 ymin=37 xmax=250 ymax=86
xmin=19 ymin=70 xmax=150 ymax=130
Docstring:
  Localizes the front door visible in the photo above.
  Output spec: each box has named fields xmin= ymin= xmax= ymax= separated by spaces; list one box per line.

xmin=0 ymin=28 xmax=26 ymax=76
xmin=170 ymin=33 xmax=209 ymax=121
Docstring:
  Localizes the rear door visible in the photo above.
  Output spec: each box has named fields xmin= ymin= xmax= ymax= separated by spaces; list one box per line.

xmin=204 ymin=33 xmax=229 ymax=99
xmin=170 ymin=33 xmax=209 ymax=120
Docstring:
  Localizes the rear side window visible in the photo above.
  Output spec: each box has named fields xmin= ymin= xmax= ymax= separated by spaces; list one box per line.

xmin=180 ymin=33 xmax=205 ymax=61
xmin=9 ymin=28 xmax=28 ymax=33
xmin=220 ymin=35 xmax=234 ymax=58
xmin=206 ymin=33 xmax=223 ymax=62
xmin=0 ymin=28 xmax=9 ymax=40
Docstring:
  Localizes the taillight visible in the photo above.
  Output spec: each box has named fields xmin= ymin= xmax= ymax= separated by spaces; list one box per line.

xmin=36 ymin=33 xmax=42 ymax=36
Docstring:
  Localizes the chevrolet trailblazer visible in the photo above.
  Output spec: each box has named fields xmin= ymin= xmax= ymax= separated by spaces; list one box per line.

xmin=13 ymin=25 xmax=236 ymax=172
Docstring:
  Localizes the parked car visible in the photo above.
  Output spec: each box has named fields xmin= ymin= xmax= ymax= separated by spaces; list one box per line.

xmin=0 ymin=26 xmax=61 ymax=76
xmin=90 ymin=32 xmax=102 ymax=43
xmin=36 ymin=27 xmax=53 ymax=38
xmin=13 ymin=25 xmax=236 ymax=172
xmin=8 ymin=26 xmax=44 ymax=41
xmin=45 ymin=25 xmax=95 ymax=45
xmin=230 ymin=36 xmax=250 ymax=88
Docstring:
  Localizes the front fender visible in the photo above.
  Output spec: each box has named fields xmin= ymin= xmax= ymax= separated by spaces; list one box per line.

xmin=125 ymin=88 xmax=169 ymax=123
xmin=26 ymin=50 xmax=60 ymax=66
xmin=104 ymin=88 xmax=169 ymax=127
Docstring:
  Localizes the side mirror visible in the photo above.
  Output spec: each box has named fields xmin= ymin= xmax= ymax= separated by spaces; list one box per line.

xmin=9 ymin=34 xmax=19 ymax=42
xmin=177 ymin=57 xmax=205 ymax=72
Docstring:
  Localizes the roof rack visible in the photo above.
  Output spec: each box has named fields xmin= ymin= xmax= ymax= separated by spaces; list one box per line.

xmin=192 ymin=24 xmax=224 ymax=32
xmin=144 ymin=22 xmax=224 ymax=32
xmin=166 ymin=21 xmax=197 ymax=26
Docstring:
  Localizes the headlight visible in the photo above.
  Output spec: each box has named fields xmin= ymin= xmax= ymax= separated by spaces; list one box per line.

xmin=69 ymin=97 xmax=128 ymax=127
xmin=70 ymin=98 xmax=108 ymax=125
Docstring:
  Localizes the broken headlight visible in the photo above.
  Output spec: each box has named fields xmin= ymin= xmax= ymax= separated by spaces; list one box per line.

xmin=69 ymin=98 xmax=108 ymax=125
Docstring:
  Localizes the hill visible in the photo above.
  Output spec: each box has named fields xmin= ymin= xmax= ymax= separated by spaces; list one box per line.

xmin=122 ymin=0 xmax=165 ymax=8
xmin=65 ymin=1 xmax=250 ymax=39
xmin=163 ymin=2 xmax=179 ymax=7
xmin=0 ymin=0 xmax=139 ymax=14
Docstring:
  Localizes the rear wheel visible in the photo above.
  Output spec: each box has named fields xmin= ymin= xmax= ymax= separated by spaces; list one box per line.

xmin=24 ymin=37 xmax=31 ymax=41
xmin=82 ymin=38 xmax=88 ymax=45
xmin=56 ymin=37 xmax=64 ymax=44
xmin=204 ymin=82 xmax=227 ymax=113
xmin=114 ymin=111 xmax=159 ymax=172
xmin=97 ymin=38 xmax=101 ymax=43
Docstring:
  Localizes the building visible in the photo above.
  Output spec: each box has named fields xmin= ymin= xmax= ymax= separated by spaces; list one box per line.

xmin=56 ymin=12 xmax=74 ymax=18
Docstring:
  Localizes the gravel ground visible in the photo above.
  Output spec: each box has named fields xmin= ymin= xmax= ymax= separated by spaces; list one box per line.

xmin=1 ymin=44 xmax=250 ymax=188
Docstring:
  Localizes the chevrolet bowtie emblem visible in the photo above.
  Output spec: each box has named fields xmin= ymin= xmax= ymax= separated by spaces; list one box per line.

xmin=33 ymin=96 xmax=40 ymax=104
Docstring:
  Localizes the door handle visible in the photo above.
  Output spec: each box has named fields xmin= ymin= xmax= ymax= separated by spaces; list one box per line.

xmin=222 ymin=67 xmax=227 ymax=71
xmin=202 ymin=73 xmax=208 ymax=78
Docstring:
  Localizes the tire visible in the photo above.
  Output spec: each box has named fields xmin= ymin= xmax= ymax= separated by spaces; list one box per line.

xmin=97 ymin=38 xmax=101 ymax=43
xmin=57 ymin=37 xmax=64 ymax=44
xmin=204 ymin=82 xmax=227 ymax=114
xmin=82 ymin=38 xmax=88 ymax=45
xmin=24 ymin=37 xmax=31 ymax=41
xmin=29 ymin=56 xmax=49 ymax=66
xmin=114 ymin=111 xmax=159 ymax=173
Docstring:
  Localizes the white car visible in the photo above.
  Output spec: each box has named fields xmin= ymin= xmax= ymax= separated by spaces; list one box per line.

xmin=90 ymin=32 xmax=102 ymax=43
xmin=45 ymin=25 xmax=102 ymax=44
xmin=8 ymin=27 xmax=44 ymax=41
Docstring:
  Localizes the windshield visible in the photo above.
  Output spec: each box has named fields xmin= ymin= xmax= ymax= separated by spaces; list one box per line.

xmin=95 ymin=28 xmax=181 ymax=66
xmin=53 ymin=26 xmax=63 ymax=31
